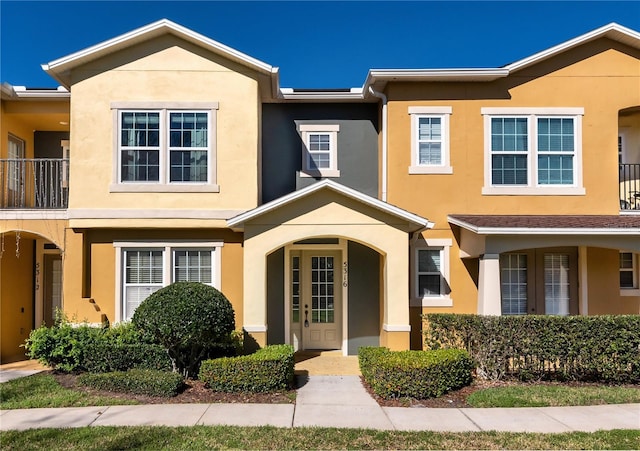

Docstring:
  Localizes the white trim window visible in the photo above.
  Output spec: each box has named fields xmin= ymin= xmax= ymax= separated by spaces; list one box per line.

xmin=298 ymin=124 xmax=340 ymax=177
xmin=409 ymin=107 xmax=453 ymax=174
xmin=111 ymin=102 xmax=219 ymax=193
xmin=482 ymin=107 xmax=584 ymax=195
xmin=411 ymin=238 xmax=452 ymax=307
xmin=500 ymin=253 xmax=528 ymax=315
xmin=620 ymin=252 xmax=638 ymax=290
xmin=115 ymin=242 xmax=223 ymax=321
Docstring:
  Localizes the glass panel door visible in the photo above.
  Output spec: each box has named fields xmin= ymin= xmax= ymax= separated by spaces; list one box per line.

xmin=543 ymin=253 xmax=570 ymax=316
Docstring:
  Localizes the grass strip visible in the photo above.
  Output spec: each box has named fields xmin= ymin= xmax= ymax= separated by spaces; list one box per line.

xmin=1 ymin=426 xmax=639 ymax=450
xmin=0 ymin=373 xmax=139 ymax=409
xmin=468 ymin=384 xmax=640 ymax=407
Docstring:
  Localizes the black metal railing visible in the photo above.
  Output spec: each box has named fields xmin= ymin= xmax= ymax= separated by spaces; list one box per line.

xmin=0 ymin=159 xmax=69 ymax=209
xmin=620 ymin=163 xmax=640 ymax=211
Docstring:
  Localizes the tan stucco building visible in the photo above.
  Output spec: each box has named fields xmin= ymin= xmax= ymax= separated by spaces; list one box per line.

xmin=2 ymin=20 xmax=639 ymax=362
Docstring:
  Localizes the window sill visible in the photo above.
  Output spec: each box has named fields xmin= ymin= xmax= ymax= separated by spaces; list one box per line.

xmin=109 ymin=183 xmax=220 ymax=193
xmin=620 ymin=288 xmax=640 ymax=297
xmin=482 ymin=186 xmax=586 ymax=196
xmin=409 ymin=165 xmax=453 ymax=175
xmin=410 ymin=296 xmax=453 ymax=307
xmin=300 ymin=170 xmax=341 ymax=178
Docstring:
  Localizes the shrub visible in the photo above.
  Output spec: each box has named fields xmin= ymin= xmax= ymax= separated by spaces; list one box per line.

xmin=132 ymin=282 xmax=236 ymax=378
xmin=84 ymin=343 xmax=172 ymax=373
xmin=199 ymin=344 xmax=295 ymax=392
xmin=78 ymin=369 xmax=184 ymax=397
xmin=358 ymin=347 xmax=473 ymax=400
xmin=24 ymin=315 xmax=102 ymax=372
xmin=424 ymin=314 xmax=640 ymax=383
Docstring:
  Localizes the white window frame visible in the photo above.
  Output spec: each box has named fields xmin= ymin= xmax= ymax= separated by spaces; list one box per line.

xmin=481 ymin=107 xmax=585 ymax=195
xmin=411 ymin=238 xmax=452 ymax=307
xmin=110 ymin=102 xmax=219 ymax=193
xmin=408 ymin=106 xmax=453 ymax=174
xmin=620 ymin=251 xmax=640 ymax=296
xmin=298 ymin=124 xmax=340 ymax=177
xmin=114 ymin=241 xmax=223 ymax=322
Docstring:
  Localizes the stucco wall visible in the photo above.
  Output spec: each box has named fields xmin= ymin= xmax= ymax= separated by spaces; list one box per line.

xmin=68 ymin=36 xmax=261 ymax=215
xmin=261 ymin=103 xmax=379 ymax=202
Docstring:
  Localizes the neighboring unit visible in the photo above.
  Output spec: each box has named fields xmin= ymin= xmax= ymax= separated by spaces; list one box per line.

xmin=1 ymin=20 xmax=639 ymax=362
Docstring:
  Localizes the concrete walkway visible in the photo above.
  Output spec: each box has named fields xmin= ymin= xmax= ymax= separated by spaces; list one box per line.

xmin=1 ymin=373 xmax=638 ymax=432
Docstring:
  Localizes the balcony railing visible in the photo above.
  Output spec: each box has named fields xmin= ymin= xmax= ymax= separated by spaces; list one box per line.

xmin=620 ymin=163 xmax=640 ymax=211
xmin=0 ymin=159 xmax=69 ymax=209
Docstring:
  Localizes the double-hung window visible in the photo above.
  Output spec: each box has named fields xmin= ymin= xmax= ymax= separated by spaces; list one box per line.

xmin=620 ymin=252 xmax=639 ymax=293
xmin=112 ymin=102 xmax=218 ymax=192
xmin=411 ymin=238 xmax=452 ymax=307
xmin=409 ymin=107 xmax=453 ymax=174
xmin=482 ymin=108 xmax=584 ymax=195
xmin=115 ymin=242 xmax=222 ymax=321
xmin=298 ymin=124 xmax=340 ymax=177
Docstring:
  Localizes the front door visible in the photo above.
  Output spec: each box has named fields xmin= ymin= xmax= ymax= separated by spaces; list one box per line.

xmin=300 ymin=251 xmax=342 ymax=350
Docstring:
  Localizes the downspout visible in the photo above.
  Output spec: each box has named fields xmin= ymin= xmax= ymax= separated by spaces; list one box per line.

xmin=368 ymin=86 xmax=388 ymax=202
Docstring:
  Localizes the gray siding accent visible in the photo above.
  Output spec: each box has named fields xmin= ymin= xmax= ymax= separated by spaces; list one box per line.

xmin=266 ymin=248 xmax=285 ymax=345
xmin=262 ymin=104 xmax=379 ymax=202
xmin=347 ymin=241 xmax=380 ymax=355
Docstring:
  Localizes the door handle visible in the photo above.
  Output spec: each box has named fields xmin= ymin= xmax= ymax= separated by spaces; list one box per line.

xmin=304 ymin=304 xmax=309 ymax=328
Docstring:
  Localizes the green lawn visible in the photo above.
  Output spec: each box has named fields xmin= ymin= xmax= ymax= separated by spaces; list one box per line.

xmin=0 ymin=373 xmax=139 ymax=409
xmin=468 ymin=384 xmax=640 ymax=407
xmin=2 ymin=426 xmax=640 ymax=450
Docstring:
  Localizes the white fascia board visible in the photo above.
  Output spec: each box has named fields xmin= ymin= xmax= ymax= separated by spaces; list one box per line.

xmin=228 ymin=179 xmax=433 ymax=230
xmin=447 ymin=216 xmax=640 ymax=236
xmin=505 ymin=23 xmax=640 ymax=73
xmin=364 ymin=68 xmax=509 ymax=87
xmin=278 ymin=89 xmax=366 ymax=101
xmin=42 ymin=19 xmax=274 ymax=87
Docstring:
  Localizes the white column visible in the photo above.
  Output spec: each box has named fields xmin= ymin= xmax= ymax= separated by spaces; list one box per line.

xmin=478 ymin=253 xmax=501 ymax=315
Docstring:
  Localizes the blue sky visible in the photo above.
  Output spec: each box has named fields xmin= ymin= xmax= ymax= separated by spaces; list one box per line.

xmin=1 ymin=1 xmax=639 ymax=89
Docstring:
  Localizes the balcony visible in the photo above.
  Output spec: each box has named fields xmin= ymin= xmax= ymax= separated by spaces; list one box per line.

xmin=0 ymin=159 xmax=69 ymax=209
xmin=620 ymin=163 xmax=640 ymax=211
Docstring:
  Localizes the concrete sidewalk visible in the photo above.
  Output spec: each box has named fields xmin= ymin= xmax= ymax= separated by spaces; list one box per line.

xmin=1 ymin=375 xmax=638 ymax=432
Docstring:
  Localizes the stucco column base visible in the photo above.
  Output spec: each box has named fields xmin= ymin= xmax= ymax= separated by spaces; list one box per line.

xmin=243 ymin=330 xmax=266 ymax=353
xmin=380 ymin=330 xmax=410 ymax=351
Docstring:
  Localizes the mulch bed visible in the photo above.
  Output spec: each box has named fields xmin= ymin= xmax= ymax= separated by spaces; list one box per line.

xmin=50 ymin=370 xmax=635 ymax=408
xmin=51 ymin=370 xmax=296 ymax=405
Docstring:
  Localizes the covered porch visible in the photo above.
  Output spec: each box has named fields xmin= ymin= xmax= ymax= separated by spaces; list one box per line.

xmin=228 ymin=180 xmax=432 ymax=355
xmin=449 ymin=215 xmax=640 ymax=316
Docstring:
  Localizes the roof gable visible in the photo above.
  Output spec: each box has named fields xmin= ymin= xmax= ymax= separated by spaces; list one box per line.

xmin=228 ymin=179 xmax=433 ymax=231
xmin=42 ymin=19 xmax=278 ymax=89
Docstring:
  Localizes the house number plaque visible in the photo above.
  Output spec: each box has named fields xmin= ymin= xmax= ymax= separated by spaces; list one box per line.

xmin=342 ymin=261 xmax=348 ymax=287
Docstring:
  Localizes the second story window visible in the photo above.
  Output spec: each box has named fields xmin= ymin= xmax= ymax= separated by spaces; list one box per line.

xmin=111 ymin=102 xmax=219 ymax=193
xmin=482 ymin=108 xmax=584 ymax=195
xmin=298 ymin=124 xmax=340 ymax=177
xmin=408 ymin=106 xmax=453 ymax=174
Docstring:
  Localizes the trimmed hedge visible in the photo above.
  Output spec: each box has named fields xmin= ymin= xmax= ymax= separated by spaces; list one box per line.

xmin=84 ymin=343 xmax=172 ymax=373
xmin=199 ymin=344 xmax=295 ymax=392
xmin=78 ymin=369 xmax=184 ymax=397
xmin=358 ymin=347 xmax=474 ymax=400
xmin=424 ymin=314 xmax=640 ymax=383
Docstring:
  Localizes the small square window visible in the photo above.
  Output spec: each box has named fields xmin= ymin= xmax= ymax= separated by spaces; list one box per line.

xmin=298 ymin=124 xmax=340 ymax=177
xmin=620 ymin=252 xmax=638 ymax=289
xmin=412 ymin=239 xmax=453 ymax=307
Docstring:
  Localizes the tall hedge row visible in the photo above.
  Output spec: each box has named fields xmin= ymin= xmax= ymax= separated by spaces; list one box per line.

xmin=424 ymin=314 xmax=640 ymax=383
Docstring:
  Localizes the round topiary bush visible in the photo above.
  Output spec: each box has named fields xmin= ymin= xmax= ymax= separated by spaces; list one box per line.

xmin=131 ymin=282 xmax=236 ymax=378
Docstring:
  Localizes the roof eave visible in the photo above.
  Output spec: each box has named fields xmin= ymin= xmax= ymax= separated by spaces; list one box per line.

xmin=42 ymin=19 xmax=275 ymax=88
xmin=505 ymin=22 xmax=640 ymax=73
xmin=447 ymin=216 xmax=640 ymax=235
xmin=228 ymin=179 xmax=433 ymax=231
